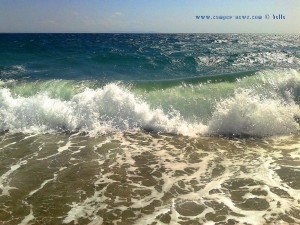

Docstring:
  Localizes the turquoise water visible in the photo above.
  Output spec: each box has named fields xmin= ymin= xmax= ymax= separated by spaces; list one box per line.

xmin=0 ymin=34 xmax=300 ymax=224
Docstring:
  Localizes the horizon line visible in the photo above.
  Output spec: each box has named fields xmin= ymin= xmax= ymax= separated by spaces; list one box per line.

xmin=0 ymin=32 xmax=299 ymax=35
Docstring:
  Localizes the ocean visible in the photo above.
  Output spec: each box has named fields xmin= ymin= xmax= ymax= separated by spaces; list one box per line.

xmin=0 ymin=33 xmax=299 ymax=225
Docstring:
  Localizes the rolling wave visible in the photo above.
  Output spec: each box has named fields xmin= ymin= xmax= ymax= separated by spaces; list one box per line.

xmin=0 ymin=69 xmax=300 ymax=137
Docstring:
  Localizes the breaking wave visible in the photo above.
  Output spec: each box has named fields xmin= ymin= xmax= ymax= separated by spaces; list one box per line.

xmin=0 ymin=69 xmax=300 ymax=137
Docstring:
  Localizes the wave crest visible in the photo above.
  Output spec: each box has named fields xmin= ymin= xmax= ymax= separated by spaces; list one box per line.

xmin=0 ymin=84 xmax=207 ymax=136
xmin=208 ymin=89 xmax=299 ymax=136
xmin=1 ymin=69 xmax=300 ymax=137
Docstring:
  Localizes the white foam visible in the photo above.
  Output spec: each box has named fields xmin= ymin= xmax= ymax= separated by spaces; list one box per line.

xmin=27 ymin=174 xmax=58 ymax=197
xmin=0 ymin=160 xmax=27 ymax=196
xmin=196 ymin=56 xmax=226 ymax=66
xmin=213 ymin=39 xmax=228 ymax=44
xmin=1 ymin=70 xmax=300 ymax=137
xmin=233 ymin=52 xmax=298 ymax=67
xmin=1 ymin=65 xmax=26 ymax=76
xmin=18 ymin=207 xmax=34 ymax=225
xmin=0 ymin=83 xmax=207 ymax=136
xmin=59 ymin=132 xmax=300 ymax=224
xmin=58 ymin=140 xmax=73 ymax=152
xmin=208 ymin=89 xmax=299 ymax=136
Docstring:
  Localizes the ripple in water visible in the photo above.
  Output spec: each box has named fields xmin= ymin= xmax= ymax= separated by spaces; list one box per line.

xmin=0 ymin=132 xmax=299 ymax=224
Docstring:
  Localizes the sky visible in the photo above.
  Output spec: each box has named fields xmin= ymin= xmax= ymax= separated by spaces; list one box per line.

xmin=0 ymin=0 xmax=299 ymax=33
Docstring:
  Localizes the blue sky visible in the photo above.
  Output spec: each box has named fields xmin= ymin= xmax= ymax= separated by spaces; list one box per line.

xmin=0 ymin=0 xmax=299 ymax=33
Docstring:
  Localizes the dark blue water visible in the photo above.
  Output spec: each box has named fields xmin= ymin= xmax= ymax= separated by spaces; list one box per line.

xmin=0 ymin=33 xmax=299 ymax=81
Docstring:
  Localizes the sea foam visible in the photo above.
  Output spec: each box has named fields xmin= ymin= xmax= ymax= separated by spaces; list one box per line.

xmin=0 ymin=84 xmax=207 ymax=136
xmin=1 ymin=69 xmax=300 ymax=137
xmin=208 ymin=89 xmax=299 ymax=136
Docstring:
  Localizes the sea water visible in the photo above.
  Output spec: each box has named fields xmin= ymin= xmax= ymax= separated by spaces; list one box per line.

xmin=0 ymin=33 xmax=299 ymax=224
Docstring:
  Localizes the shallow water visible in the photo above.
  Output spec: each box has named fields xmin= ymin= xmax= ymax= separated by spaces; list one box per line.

xmin=0 ymin=132 xmax=299 ymax=225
